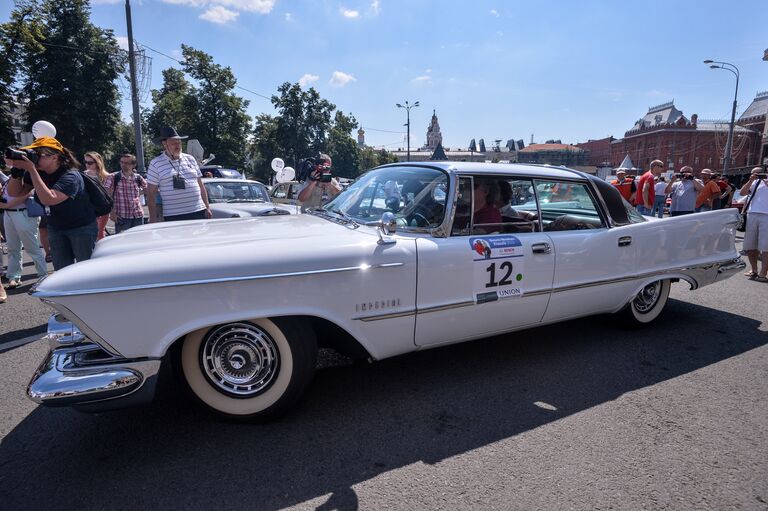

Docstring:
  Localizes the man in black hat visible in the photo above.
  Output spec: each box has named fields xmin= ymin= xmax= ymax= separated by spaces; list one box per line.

xmin=146 ymin=127 xmax=211 ymax=223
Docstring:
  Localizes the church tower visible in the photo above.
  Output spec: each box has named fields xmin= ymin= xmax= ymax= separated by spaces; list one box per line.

xmin=357 ymin=128 xmax=365 ymax=147
xmin=425 ymin=110 xmax=443 ymax=151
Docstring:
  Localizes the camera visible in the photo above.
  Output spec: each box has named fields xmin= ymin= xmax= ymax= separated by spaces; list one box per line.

xmin=297 ymin=156 xmax=332 ymax=183
xmin=684 ymin=174 xmax=694 ymax=180
xmin=674 ymin=174 xmax=682 ymax=178
xmin=5 ymin=147 xmax=39 ymax=164
xmin=756 ymin=174 xmax=768 ymax=179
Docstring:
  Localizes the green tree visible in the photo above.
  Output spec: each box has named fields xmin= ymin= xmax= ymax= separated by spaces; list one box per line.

xmin=271 ymin=82 xmax=334 ymax=167
xmin=144 ymin=67 xmax=197 ymax=143
xmin=180 ymin=45 xmax=250 ymax=168
xmin=327 ymin=111 xmax=359 ymax=178
xmin=0 ymin=0 xmax=43 ymax=151
xmin=107 ymin=119 xmax=153 ymax=172
xmin=249 ymin=113 xmax=281 ymax=183
xmin=21 ymin=0 xmax=124 ymax=158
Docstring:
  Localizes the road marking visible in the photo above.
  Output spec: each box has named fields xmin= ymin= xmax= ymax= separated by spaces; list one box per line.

xmin=0 ymin=333 xmax=42 ymax=353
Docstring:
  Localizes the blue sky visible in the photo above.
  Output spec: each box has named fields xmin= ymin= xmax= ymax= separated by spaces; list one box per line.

xmin=3 ymin=0 xmax=767 ymax=150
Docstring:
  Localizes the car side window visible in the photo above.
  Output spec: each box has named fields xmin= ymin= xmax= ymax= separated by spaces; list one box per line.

xmin=451 ymin=176 xmax=540 ymax=236
xmin=534 ymin=180 xmax=606 ymax=232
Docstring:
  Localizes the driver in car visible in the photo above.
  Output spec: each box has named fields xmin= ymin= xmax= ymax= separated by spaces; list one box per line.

xmin=401 ymin=179 xmax=444 ymax=227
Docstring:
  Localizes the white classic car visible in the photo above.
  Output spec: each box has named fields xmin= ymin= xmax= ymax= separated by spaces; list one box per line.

xmin=203 ymin=178 xmax=298 ymax=218
xmin=27 ymin=162 xmax=745 ymax=421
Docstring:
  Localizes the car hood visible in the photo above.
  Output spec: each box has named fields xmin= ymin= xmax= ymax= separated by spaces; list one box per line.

xmin=34 ymin=214 xmax=387 ymax=296
xmin=209 ymin=202 xmax=299 ymax=217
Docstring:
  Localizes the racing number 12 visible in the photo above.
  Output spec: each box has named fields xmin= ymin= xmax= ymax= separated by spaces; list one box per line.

xmin=485 ymin=261 xmax=513 ymax=288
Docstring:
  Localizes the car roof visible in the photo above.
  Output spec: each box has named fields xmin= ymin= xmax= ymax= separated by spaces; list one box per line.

xmin=201 ymin=178 xmax=265 ymax=185
xmin=380 ymin=161 xmax=590 ymax=181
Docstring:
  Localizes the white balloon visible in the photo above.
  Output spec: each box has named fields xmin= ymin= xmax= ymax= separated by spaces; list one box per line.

xmin=271 ymin=157 xmax=285 ymax=172
xmin=276 ymin=166 xmax=295 ymax=183
xmin=32 ymin=120 xmax=56 ymax=139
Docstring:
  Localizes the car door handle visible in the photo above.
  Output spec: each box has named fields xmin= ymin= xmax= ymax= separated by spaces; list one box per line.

xmin=532 ymin=242 xmax=551 ymax=254
xmin=618 ymin=236 xmax=632 ymax=247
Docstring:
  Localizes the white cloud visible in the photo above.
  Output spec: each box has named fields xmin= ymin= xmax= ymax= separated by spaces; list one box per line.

xmin=370 ymin=0 xmax=380 ymax=15
xmin=489 ymin=9 xmax=499 ymax=17
xmin=412 ymin=75 xmax=432 ymax=84
xmin=115 ymin=36 xmax=130 ymax=51
xmin=299 ymin=74 xmax=319 ymax=87
xmin=340 ymin=8 xmax=360 ymax=19
xmin=199 ymin=5 xmax=239 ymax=24
xmin=285 ymin=12 xmax=293 ymax=21
xmin=329 ymin=71 xmax=357 ymax=87
xmin=215 ymin=0 xmax=275 ymax=14
xmin=425 ymin=68 xmax=432 ymax=73
xmin=161 ymin=0 xmax=275 ymax=14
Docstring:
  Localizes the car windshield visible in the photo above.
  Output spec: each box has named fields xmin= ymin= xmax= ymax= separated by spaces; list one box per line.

xmin=205 ymin=182 xmax=269 ymax=203
xmin=323 ymin=166 xmax=449 ymax=229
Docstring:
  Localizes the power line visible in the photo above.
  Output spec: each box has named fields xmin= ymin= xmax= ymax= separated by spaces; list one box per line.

xmin=362 ymin=126 xmax=406 ymax=134
xmin=140 ymin=43 xmax=272 ymax=101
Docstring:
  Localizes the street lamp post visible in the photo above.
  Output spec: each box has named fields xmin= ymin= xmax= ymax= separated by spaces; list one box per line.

xmin=704 ymin=60 xmax=739 ymax=175
xmin=396 ymin=100 xmax=419 ymax=161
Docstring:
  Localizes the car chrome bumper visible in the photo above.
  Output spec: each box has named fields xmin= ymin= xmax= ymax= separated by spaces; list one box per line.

xmin=27 ymin=314 xmax=161 ymax=412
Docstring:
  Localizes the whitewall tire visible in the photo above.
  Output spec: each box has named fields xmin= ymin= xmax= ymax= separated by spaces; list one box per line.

xmin=620 ymin=279 xmax=671 ymax=326
xmin=180 ymin=317 xmax=317 ymax=421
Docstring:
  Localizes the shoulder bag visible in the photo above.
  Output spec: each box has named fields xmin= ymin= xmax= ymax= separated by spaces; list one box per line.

xmin=737 ymin=179 xmax=763 ymax=233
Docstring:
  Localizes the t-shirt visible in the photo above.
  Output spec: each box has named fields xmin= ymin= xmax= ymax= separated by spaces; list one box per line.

xmin=611 ymin=179 xmax=634 ymax=201
xmin=695 ymin=180 xmax=721 ymax=209
xmin=669 ymin=181 xmax=697 ymax=212
xmin=146 ymin=152 xmax=204 ymax=217
xmin=23 ymin=168 xmax=96 ymax=229
xmin=654 ymin=181 xmax=668 ymax=196
xmin=474 ymin=204 xmax=502 ymax=224
xmin=635 ymin=171 xmax=655 ymax=207
xmin=746 ymin=179 xmax=768 ymax=214
xmin=104 ymin=171 xmax=146 ymax=219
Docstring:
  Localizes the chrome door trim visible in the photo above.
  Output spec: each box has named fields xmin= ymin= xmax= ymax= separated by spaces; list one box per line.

xmin=31 ymin=262 xmax=407 ymax=298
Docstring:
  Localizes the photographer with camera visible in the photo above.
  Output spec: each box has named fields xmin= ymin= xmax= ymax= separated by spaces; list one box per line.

xmin=3 ymin=137 xmax=97 ymax=271
xmin=296 ymin=153 xmax=341 ymax=213
xmin=664 ymin=166 xmax=703 ymax=217
xmin=694 ymin=169 xmax=721 ymax=212
xmin=740 ymin=167 xmax=768 ymax=282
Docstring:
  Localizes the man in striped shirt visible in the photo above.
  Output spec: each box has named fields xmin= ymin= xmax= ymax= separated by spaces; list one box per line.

xmin=146 ymin=127 xmax=211 ymax=223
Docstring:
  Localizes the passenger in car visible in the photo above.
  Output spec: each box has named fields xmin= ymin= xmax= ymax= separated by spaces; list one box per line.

xmin=473 ymin=179 xmax=502 ymax=233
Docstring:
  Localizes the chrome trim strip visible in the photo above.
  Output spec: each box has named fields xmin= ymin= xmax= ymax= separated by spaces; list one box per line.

xmin=353 ymin=310 xmax=417 ymax=322
xmin=43 ymin=305 xmax=123 ymax=357
xmin=549 ymin=257 xmax=744 ymax=294
xmin=32 ymin=262 xmax=406 ymax=298
xmin=351 ymin=258 xmax=742 ymax=322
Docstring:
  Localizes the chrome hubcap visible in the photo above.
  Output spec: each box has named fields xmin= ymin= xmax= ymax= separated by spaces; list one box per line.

xmin=634 ymin=282 xmax=661 ymax=313
xmin=200 ymin=323 xmax=279 ymax=397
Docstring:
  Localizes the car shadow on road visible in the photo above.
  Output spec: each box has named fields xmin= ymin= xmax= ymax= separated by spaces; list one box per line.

xmin=0 ymin=298 xmax=765 ymax=510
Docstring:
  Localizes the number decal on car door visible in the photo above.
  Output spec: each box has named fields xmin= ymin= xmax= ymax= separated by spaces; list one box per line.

xmin=470 ymin=235 xmax=525 ymax=302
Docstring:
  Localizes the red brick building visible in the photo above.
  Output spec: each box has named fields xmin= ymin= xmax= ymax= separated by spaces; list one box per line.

xmin=575 ymin=136 xmax=615 ymax=166
xmin=608 ymin=101 xmax=762 ymax=177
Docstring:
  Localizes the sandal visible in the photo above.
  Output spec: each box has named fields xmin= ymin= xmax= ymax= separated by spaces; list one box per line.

xmin=756 ymin=275 xmax=768 ymax=283
xmin=6 ymin=279 xmax=20 ymax=289
xmin=744 ymin=271 xmax=757 ymax=278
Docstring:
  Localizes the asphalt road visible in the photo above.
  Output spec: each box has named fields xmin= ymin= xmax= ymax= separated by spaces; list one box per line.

xmin=1 ymin=239 xmax=767 ymax=510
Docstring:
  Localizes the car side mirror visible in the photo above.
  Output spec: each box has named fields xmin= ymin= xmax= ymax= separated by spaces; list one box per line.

xmin=377 ymin=212 xmax=397 ymax=245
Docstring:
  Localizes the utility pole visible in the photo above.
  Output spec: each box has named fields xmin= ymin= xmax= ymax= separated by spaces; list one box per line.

xmin=125 ymin=0 xmax=145 ymax=173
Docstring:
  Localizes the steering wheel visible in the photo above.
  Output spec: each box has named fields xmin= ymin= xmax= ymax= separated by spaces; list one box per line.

xmin=410 ymin=212 xmax=430 ymax=227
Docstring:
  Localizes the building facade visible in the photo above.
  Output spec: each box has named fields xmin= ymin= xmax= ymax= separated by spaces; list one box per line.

xmin=609 ymin=101 xmax=761 ymax=176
